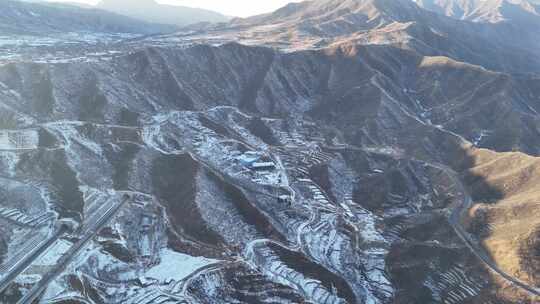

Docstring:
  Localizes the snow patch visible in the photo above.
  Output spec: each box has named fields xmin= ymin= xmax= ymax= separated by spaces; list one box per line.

xmin=34 ymin=239 xmax=73 ymax=266
xmin=145 ymin=249 xmax=218 ymax=283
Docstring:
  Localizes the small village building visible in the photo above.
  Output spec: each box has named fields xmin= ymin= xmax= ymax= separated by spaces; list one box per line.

xmin=236 ymin=151 xmax=263 ymax=167
xmin=278 ymin=195 xmax=292 ymax=205
xmin=251 ymin=162 xmax=276 ymax=171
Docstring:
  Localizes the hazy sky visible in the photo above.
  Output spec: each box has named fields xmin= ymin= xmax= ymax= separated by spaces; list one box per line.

xmin=46 ymin=0 xmax=303 ymax=17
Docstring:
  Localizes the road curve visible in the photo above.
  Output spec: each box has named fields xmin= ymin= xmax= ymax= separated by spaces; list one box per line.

xmin=441 ymin=163 xmax=540 ymax=297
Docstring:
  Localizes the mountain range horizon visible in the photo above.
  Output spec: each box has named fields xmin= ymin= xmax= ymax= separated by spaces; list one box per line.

xmin=0 ymin=0 xmax=538 ymax=304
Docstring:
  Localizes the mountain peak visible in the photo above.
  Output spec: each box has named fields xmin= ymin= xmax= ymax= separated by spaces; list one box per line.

xmin=414 ymin=0 xmax=540 ymax=23
xmin=234 ymin=0 xmax=424 ymax=33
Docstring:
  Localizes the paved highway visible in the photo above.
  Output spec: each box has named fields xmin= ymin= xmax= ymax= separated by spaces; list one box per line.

xmin=327 ymin=141 xmax=540 ymax=297
xmin=16 ymin=196 xmax=128 ymax=304
xmin=426 ymin=162 xmax=540 ymax=297
xmin=448 ymin=188 xmax=540 ymax=296
xmin=0 ymin=227 xmax=64 ymax=295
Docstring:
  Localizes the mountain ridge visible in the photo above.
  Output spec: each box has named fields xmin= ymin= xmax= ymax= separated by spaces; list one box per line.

xmin=165 ymin=0 xmax=540 ymax=74
xmin=414 ymin=0 xmax=540 ymax=24
xmin=0 ymin=41 xmax=538 ymax=302
xmin=0 ymin=1 xmax=538 ymax=303
xmin=0 ymin=0 xmax=174 ymax=35
xmin=97 ymin=0 xmax=230 ymax=27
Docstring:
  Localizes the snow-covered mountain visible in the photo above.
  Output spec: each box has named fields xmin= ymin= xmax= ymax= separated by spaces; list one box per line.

xmin=0 ymin=1 xmax=539 ymax=304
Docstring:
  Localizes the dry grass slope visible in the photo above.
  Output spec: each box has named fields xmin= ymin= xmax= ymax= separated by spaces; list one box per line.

xmin=463 ymin=146 xmax=540 ymax=290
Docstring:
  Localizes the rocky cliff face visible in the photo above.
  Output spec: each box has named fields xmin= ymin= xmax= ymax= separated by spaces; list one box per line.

xmin=0 ymin=0 xmax=539 ymax=303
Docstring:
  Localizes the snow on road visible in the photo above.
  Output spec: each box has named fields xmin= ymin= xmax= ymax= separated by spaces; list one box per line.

xmin=33 ymin=239 xmax=73 ymax=266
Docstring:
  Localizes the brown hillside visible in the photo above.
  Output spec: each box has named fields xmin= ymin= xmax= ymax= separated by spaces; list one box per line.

xmin=463 ymin=146 xmax=540 ymax=288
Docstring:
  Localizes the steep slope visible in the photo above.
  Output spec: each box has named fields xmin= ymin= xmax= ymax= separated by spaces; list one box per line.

xmin=414 ymin=0 xmax=540 ymax=24
xmin=0 ymin=41 xmax=539 ymax=303
xmin=413 ymin=0 xmax=487 ymax=20
xmin=232 ymin=0 xmax=426 ymax=34
xmin=1 ymin=43 xmax=540 ymax=155
xmin=97 ymin=0 xmax=229 ymax=27
xmin=225 ymin=0 xmax=429 ymax=44
xmin=174 ymin=0 xmax=540 ymax=73
xmin=0 ymin=1 xmax=539 ymax=303
xmin=462 ymin=146 xmax=540 ymax=289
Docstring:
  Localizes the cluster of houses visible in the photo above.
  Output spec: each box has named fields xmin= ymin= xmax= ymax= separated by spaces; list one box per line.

xmin=235 ymin=151 xmax=294 ymax=206
xmin=299 ymin=179 xmax=331 ymax=205
xmin=0 ymin=130 xmax=39 ymax=150
xmin=236 ymin=151 xmax=276 ymax=171
xmin=0 ymin=207 xmax=54 ymax=227
xmin=235 ymin=150 xmax=281 ymax=185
